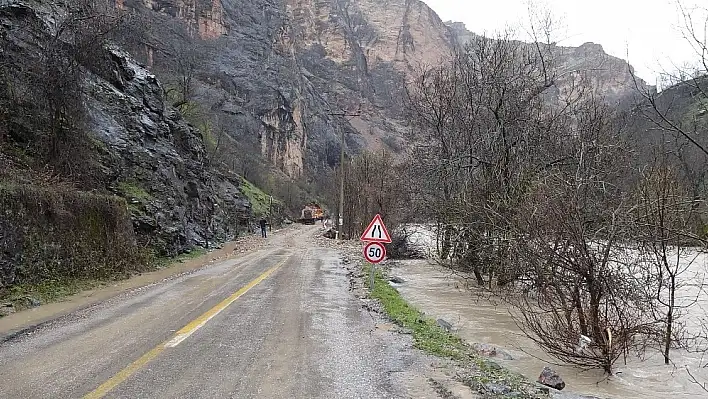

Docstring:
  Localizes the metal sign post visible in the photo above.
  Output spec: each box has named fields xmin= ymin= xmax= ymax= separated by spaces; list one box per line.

xmin=364 ymin=243 xmax=386 ymax=290
xmin=370 ymin=262 xmax=375 ymax=291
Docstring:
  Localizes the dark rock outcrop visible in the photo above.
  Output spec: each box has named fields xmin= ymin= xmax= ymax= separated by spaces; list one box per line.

xmin=0 ymin=1 xmax=250 ymax=256
xmin=538 ymin=366 xmax=566 ymax=391
xmin=86 ymin=48 xmax=251 ymax=253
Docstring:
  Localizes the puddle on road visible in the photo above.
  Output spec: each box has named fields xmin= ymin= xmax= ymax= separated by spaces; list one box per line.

xmin=391 ymin=260 xmax=708 ymax=399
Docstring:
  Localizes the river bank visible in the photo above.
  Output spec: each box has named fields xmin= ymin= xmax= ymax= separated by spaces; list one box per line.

xmin=389 ymin=259 xmax=708 ymax=398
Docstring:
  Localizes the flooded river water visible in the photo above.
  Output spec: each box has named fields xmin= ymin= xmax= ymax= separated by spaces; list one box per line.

xmin=391 ymin=260 xmax=708 ymax=398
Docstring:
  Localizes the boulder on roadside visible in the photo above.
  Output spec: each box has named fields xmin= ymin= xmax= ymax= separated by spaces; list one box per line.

xmin=472 ymin=343 xmax=515 ymax=360
xmin=322 ymin=228 xmax=337 ymax=239
xmin=389 ymin=276 xmax=405 ymax=284
xmin=537 ymin=366 xmax=565 ymax=390
xmin=0 ymin=303 xmax=15 ymax=317
xmin=436 ymin=318 xmax=453 ymax=332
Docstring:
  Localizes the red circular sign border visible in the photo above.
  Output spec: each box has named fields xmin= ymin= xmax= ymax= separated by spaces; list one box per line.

xmin=363 ymin=242 xmax=387 ymax=264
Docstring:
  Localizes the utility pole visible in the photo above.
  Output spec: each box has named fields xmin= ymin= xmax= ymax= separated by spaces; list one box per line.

xmin=327 ymin=107 xmax=361 ymax=240
xmin=338 ymin=128 xmax=345 ymax=240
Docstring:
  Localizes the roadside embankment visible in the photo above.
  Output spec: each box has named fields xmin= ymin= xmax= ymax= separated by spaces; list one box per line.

xmin=0 ymin=224 xmax=277 ymax=339
xmin=359 ymin=260 xmax=553 ymax=399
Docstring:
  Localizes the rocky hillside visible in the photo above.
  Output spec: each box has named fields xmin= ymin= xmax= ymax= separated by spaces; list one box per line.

xmin=116 ymin=0 xmax=654 ymax=186
xmin=626 ymin=76 xmax=708 ymax=199
xmin=0 ymin=1 xmax=250 ymax=259
xmin=446 ymin=21 xmax=654 ymax=105
xmin=117 ymin=0 xmax=457 ymax=184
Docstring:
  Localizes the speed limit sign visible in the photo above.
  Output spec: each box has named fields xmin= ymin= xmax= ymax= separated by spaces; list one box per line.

xmin=363 ymin=242 xmax=386 ymax=264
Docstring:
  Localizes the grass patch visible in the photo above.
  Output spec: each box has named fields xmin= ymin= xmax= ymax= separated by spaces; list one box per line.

xmin=176 ymin=248 xmax=207 ymax=261
xmin=158 ymin=248 xmax=207 ymax=267
xmin=239 ymin=177 xmax=280 ymax=217
xmin=117 ymin=181 xmax=152 ymax=201
xmin=366 ymin=263 xmax=468 ymax=360
xmin=0 ymin=278 xmax=108 ymax=312
xmin=141 ymin=247 xmax=209 ymax=271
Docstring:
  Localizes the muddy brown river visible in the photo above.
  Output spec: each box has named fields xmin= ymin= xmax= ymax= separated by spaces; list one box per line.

xmin=391 ymin=260 xmax=708 ymax=398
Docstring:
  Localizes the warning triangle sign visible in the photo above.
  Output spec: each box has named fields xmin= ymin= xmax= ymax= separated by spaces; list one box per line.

xmin=360 ymin=214 xmax=392 ymax=243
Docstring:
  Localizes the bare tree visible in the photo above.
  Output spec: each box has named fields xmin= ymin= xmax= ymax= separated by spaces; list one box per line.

xmin=335 ymin=150 xmax=408 ymax=239
xmin=633 ymin=160 xmax=706 ymax=365
xmin=508 ymin=94 xmax=654 ymax=375
xmin=407 ymin=29 xmax=563 ymax=287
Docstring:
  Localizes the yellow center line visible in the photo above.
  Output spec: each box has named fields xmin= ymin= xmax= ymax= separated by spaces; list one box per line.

xmin=83 ymin=260 xmax=286 ymax=399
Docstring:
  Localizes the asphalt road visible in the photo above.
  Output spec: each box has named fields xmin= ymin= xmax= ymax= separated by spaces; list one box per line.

xmin=0 ymin=225 xmax=436 ymax=398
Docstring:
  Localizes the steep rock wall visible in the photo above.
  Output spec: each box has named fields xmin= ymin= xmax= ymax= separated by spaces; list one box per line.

xmin=0 ymin=1 xmax=250 ymax=256
xmin=120 ymin=1 xmax=653 ymax=181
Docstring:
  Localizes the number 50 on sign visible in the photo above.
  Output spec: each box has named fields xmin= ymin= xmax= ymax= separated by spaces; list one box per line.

xmin=363 ymin=242 xmax=386 ymax=264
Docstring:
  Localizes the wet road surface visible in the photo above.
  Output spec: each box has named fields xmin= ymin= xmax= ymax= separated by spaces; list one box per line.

xmin=0 ymin=226 xmax=436 ymax=398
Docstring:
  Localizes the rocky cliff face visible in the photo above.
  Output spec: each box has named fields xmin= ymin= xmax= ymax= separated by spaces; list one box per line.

xmin=122 ymin=0 xmax=456 ymax=182
xmin=0 ymin=1 xmax=250 ymax=255
xmin=86 ymin=49 xmax=250 ymax=253
xmin=122 ymin=0 xmax=653 ymax=183
xmin=282 ymin=0 xmax=454 ymax=151
xmin=446 ymin=21 xmax=654 ymax=105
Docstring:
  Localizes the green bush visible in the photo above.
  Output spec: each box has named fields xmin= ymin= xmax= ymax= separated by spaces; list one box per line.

xmin=240 ymin=177 xmax=280 ymax=217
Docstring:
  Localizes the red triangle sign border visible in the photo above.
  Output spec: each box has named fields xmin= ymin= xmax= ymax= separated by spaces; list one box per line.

xmin=360 ymin=213 xmax=392 ymax=243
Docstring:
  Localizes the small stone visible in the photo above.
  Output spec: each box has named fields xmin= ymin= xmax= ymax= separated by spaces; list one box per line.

xmin=0 ymin=303 xmax=16 ymax=317
xmin=473 ymin=343 xmax=515 ymax=360
xmin=436 ymin=318 xmax=452 ymax=332
xmin=537 ymin=366 xmax=565 ymax=390
xmin=389 ymin=276 xmax=405 ymax=284
xmin=481 ymin=359 xmax=503 ymax=371
xmin=534 ymin=384 xmax=550 ymax=394
xmin=484 ymin=382 xmax=511 ymax=395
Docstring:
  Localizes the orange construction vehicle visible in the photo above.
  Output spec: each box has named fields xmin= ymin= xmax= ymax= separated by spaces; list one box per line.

xmin=299 ymin=203 xmax=324 ymax=224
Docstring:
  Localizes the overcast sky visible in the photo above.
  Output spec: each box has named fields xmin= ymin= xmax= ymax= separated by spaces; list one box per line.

xmin=422 ymin=0 xmax=706 ymax=85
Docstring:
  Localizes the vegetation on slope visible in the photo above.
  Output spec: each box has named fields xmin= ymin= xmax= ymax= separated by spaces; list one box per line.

xmin=240 ymin=177 xmax=281 ymax=218
xmin=365 ymin=263 xmax=546 ymax=398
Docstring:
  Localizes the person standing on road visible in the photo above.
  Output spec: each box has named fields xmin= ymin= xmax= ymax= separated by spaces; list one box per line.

xmin=259 ymin=218 xmax=268 ymax=238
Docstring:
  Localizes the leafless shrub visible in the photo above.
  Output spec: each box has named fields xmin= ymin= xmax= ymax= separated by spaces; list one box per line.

xmin=406 ymin=30 xmax=567 ymax=287
xmin=319 ymin=150 xmax=409 ymax=239
xmin=507 ymin=94 xmax=654 ymax=374
xmin=632 ymin=161 xmax=707 ymax=364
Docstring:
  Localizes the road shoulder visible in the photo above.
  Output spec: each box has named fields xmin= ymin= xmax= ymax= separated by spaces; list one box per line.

xmin=0 ymin=229 xmax=279 ymax=339
xmin=319 ymin=232 xmax=549 ymax=399
xmin=312 ymin=233 xmax=477 ymax=399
